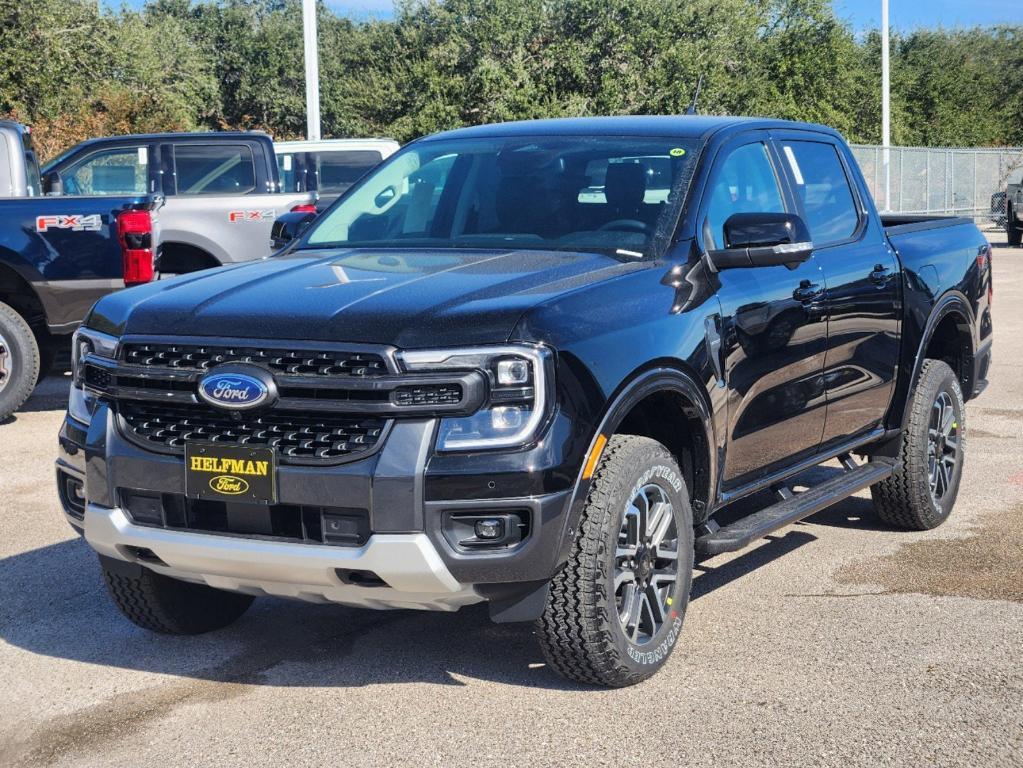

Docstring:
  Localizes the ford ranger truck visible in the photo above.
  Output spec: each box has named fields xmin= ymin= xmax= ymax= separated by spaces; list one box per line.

xmin=42 ymin=131 xmax=311 ymax=273
xmin=57 ymin=116 xmax=993 ymax=687
xmin=0 ymin=120 xmax=162 ymax=420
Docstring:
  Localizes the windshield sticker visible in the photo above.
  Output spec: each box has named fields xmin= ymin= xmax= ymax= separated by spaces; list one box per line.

xmin=35 ymin=214 xmax=102 ymax=232
xmin=669 ymin=148 xmax=687 ymax=157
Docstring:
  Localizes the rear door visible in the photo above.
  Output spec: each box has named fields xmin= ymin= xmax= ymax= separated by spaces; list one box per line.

xmin=772 ymin=132 xmax=900 ymax=447
xmin=161 ymin=141 xmax=312 ymax=263
xmin=697 ymin=132 xmax=829 ymax=489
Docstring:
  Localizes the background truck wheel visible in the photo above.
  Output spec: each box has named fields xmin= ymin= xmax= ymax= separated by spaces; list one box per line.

xmin=871 ymin=359 xmax=965 ymax=530
xmin=1008 ymin=205 xmax=1022 ymax=246
xmin=100 ymin=555 xmax=255 ymax=634
xmin=0 ymin=300 xmax=40 ymax=421
xmin=535 ymin=435 xmax=694 ymax=687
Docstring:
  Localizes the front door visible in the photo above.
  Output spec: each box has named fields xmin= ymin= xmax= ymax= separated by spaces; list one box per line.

xmin=773 ymin=135 xmax=900 ymax=447
xmin=698 ymin=136 xmax=828 ymax=489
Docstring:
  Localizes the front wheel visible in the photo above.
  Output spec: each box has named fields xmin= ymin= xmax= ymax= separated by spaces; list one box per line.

xmin=536 ymin=435 xmax=694 ymax=687
xmin=871 ymin=359 xmax=965 ymax=530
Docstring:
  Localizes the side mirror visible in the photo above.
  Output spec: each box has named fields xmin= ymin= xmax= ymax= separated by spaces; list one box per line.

xmin=707 ymin=212 xmax=813 ymax=270
xmin=270 ymin=211 xmax=316 ymax=250
xmin=43 ymin=171 xmax=63 ymax=196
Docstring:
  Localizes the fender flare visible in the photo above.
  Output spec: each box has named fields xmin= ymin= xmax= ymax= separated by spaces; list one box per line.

xmin=898 ymin=290 xmax=976 ymax=429
xmin=553 ymin=365 xmax=717 ymax=569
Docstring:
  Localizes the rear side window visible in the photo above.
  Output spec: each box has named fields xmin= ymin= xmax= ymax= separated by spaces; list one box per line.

xmin=703 ymin=142 xmax=785 ymax=250
xmin=174 ymin=144 xmax=256 ymax=195
xmin=315 ymin=150 xmax=383 ymax=194
xmin=781 ymin=141 xmax=859 ymax=245
xmin=61 ymin=146 xmax=148 ymax=196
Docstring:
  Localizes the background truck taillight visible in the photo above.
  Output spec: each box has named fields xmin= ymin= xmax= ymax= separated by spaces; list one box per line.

xmin=290 ymin=203 xmax=318 ymax=213
xmin=117 ymin=210 xmax=154 ymax=286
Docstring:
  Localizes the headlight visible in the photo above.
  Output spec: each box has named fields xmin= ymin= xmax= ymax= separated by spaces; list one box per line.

xmin=69 ymin=327 xmax=119 ymax=424
xmin=71 ymin=327 xmax=119 ymax=388
xmin=399 ymin=344 xmax=553 ymax=451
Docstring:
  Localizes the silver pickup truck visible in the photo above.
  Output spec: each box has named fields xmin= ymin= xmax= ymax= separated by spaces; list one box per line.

xmin=42 ymin=131 xmax=312 ymax=273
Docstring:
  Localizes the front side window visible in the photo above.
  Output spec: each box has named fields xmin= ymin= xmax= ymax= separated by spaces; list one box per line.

xmin=174 ymin=144 xmax=256 ymax=196
xmin=780 ymin=141 xmax=859 ymax=245
xmin=703 ymin=142 xmax=785 ymax=250
xmin=61 ymin=146 xmax=148 ymax=196
xmin=305 ymin=136 xmax=701 ymax=257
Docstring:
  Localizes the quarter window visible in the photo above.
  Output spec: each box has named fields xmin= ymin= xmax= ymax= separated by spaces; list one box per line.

xmin=781 ymin=141 xmax=859 ymax=245
xmin=703 ymin=142 xmax=785 ymax=250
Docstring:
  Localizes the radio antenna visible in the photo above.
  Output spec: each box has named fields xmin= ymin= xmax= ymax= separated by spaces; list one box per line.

xmin=685 ymin=75 xmax=704 ymax=115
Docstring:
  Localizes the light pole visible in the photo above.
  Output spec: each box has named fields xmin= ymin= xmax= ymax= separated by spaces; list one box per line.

xmin=882 ymin=0 xmax=891 ymax=211
xmin=302 ymin=0 xmax=321 ymax=141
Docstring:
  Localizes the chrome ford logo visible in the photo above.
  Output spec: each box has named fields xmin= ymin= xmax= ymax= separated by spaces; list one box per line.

xmin=198 ymin=370 xmax=270 ymax=410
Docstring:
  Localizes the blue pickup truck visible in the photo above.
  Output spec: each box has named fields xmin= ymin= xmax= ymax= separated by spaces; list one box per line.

xmin=0 ymin=120 xmax=162 ymax=420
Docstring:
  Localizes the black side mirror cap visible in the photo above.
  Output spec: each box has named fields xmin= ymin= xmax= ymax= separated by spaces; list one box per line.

xmin=42 ymin=171 xmax=62 ymax=196
xmin=270 ymin=211 xmax=317 ymax=250
xmin=707 ymin=212 xmax=813 ymax=270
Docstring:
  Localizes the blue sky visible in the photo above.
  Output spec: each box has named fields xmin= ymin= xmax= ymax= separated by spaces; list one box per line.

xmin=105 ymin=0 xmax=1022 ymax=29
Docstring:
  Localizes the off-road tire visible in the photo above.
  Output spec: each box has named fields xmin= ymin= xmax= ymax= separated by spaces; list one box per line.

xmin=871 ymin=359 xmax=965 ymax=530
xmin=0 ymin=300 xmax=40 ymax=421
xmin=535 ymin=435 xmax=694 ymax=687
xmin=100 ymin=555 xmax=254 ymax=634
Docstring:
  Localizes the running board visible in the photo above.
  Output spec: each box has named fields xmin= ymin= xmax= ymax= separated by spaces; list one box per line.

xmin=695 ymin=457 xmax=893 ymax=556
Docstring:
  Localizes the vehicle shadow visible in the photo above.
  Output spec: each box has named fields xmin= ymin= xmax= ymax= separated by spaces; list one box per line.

xmin=1 ymin=517 xmax=832 ymax=691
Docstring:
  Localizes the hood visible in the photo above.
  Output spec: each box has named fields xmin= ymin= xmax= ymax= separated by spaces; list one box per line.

xmin=87 ymin=247 xmax=645 ymax=348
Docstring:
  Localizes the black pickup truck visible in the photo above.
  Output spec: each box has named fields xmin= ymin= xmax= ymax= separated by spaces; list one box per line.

xmin=0 ymin=120 xmax=161 ymax=420
xmin=57 ymin=116 xmax=992 ymax=687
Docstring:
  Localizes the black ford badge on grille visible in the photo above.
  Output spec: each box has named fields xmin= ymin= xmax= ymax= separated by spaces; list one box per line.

xmin=197 ymin=365 xmax=276 ymax=411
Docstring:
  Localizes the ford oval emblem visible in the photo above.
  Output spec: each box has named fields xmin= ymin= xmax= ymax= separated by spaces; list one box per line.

xmin=198 ymin=371 xmax=270 ymax=410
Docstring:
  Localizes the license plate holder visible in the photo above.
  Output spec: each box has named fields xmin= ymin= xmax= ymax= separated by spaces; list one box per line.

xmin=185 ymin=443 xmax=277 ymax=504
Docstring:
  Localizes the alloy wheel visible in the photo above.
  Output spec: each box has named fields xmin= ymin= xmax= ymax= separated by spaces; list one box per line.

xmin=614 ymin=483 xmax=679 ymax=645
xmin=927 ymin=390 xmax=960 ymax=503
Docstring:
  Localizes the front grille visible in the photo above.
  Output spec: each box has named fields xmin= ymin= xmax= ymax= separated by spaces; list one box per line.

xmin=119 ymin=401 xmax=386 ymax=464
xmin=122 ymin=343 xmax=388 ymax=377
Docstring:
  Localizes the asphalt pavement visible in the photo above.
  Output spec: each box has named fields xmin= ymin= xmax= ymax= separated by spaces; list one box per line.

xmin=1 ymin=238 xmax=1020 ymax=768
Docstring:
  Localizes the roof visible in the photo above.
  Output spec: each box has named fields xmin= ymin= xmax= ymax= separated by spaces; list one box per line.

xmin=66 ymin=130 xmax=272 ymax=149
xmin=274 ymin=138 xmax=401 ymax=153
xmin=422 ymin=115 xmax=840 ymax=142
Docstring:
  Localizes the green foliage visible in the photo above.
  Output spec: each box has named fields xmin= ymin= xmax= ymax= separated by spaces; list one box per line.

xmin=0 ymin=0 xmax=1020 ymax=160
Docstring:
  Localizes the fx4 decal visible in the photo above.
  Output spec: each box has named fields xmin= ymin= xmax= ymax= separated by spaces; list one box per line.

xmin=228 ymin=209 xmax=276 ymax=223
xmin=35 ymin=214 xmax=103 ymax=233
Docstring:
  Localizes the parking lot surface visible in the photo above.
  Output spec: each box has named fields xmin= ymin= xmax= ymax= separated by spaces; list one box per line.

xmin=1 ymin=240 xmax=1020 ymax=768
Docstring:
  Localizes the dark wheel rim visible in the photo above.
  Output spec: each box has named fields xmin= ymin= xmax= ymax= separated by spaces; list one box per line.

xmin=0 ymin=329 xmax=10 ymax=395
xmin=927 ymin=391 xmax=959 ymax=503
xmin=614 ymin=483 xmax=679 ymax=645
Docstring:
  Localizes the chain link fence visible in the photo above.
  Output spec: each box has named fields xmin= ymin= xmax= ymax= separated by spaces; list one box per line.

xmin=850 ymin=144 xmax=1023 ymax=224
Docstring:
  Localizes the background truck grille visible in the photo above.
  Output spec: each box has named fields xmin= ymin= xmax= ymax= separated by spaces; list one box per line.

xmin=119 ymin=402 xmax=387 ymax=463
xmin=122 ymin=343 xmax=388 ymax=377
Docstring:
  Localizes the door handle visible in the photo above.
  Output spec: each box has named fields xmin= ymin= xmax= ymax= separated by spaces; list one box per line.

xmin=793 ymin=280 xmax=823 ymax=303
xmin=869 ymin=264 xmax=890 ymax=285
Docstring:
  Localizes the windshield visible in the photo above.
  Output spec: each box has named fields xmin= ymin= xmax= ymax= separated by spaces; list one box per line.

xmin=304 ymin=135 xmax=701 ymax=257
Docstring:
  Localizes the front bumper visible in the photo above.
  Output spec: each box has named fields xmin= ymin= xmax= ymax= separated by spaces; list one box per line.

xmin=84 ymin=502 xmax=479 ymax=611
xmin=57 ymin=399 xmax=585 ymax=607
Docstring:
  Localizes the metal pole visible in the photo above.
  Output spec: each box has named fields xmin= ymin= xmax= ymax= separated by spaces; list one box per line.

xmin=302 ymin=0 xmax=321 ymax=141
xmin=881 ymin=0 xmax=891 ymax=212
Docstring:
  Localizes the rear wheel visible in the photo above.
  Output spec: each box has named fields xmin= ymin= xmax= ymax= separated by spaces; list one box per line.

xmin=0 ymin=300 xmax=40 ymax=421
xmin=536 ymin=435 xmax=694 ymax=687
xmin=100 ymin=555 xmax=254 ymax=634
xmin=1008 ymin=205 xmax=1022 ymax=246
xmin=871 ymin=359 xmax=965 ymax=530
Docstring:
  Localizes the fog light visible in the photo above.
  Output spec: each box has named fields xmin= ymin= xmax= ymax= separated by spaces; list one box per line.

xmin=474 ymin=518 xmax=504 ymax=540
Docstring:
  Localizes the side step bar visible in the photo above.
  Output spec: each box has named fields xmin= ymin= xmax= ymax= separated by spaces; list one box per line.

xmin=695 ymin=456 xmax=894 ymax=556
